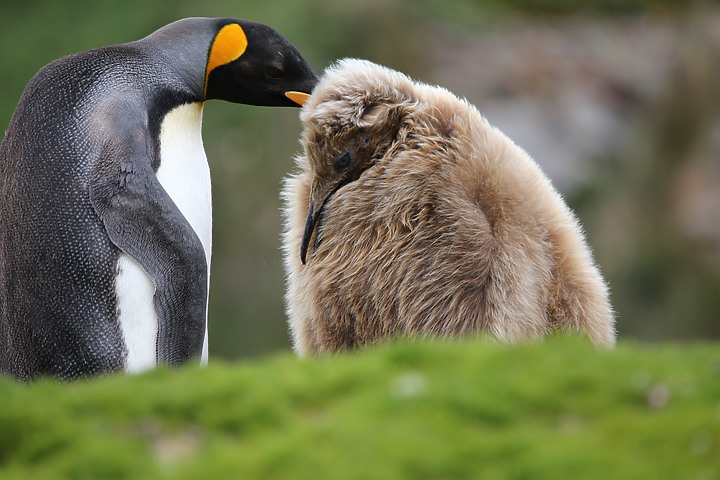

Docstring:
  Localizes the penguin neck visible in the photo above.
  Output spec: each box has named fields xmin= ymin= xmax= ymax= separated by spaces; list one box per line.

xmin=137 ymin=19 xmax=217 ymax=100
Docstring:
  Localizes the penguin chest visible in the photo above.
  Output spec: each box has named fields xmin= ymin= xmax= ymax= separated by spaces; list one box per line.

xmin=155 ymin=102 xmax=212 ymax=258
xmin=116 ymin=102 xmax=212 ymax=373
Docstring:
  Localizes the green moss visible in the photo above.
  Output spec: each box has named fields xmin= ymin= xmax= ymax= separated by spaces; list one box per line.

xmin=0 ymin=337 xmax=718 ymax=479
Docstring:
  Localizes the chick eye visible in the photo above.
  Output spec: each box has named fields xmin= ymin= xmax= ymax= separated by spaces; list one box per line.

xmin=362 ymin=137 xmax=371 ymax=147
xmin=333 ymin=151 xmax=353 ymax=172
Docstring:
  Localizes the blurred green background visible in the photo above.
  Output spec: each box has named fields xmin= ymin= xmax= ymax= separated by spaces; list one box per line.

xmin=1 ymin=0 xmax=718 ymax=361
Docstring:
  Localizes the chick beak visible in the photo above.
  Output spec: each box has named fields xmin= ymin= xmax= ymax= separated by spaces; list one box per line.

xmin=285 ymin=91 xmax=311 ymax=106
xmin=300 ymin=198 xmax=318 ymax=265
xmin=300 ymin=180 xmax=338 ymax=265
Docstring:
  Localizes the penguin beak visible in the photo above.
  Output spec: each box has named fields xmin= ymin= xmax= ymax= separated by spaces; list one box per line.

xmin=300 ymin=148 xmax=367 ymax=264
xmin=300 ymin=183 xmax=334 ymax=265
xmin=285 ymin=91 xmax=311 ymax=106
xmin=300 ymin=198 xmax=318 ymax=265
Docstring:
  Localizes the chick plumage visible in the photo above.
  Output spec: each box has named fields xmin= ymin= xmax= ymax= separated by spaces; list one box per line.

xmin=282 ymin=59 xmax=615 ymax=354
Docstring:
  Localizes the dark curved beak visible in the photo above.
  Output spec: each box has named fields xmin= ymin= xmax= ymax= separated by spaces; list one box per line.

xmin=300 ymin=190 xmax=335 ymax=265
xmin=300 ymin=148 xmax=366 ymax=264
xmin=300 ymin=199 xmax=318 ymax=265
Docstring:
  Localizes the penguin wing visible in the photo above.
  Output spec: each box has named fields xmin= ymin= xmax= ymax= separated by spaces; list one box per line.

xmin=88 ymin=119 xmax=207 ymax=367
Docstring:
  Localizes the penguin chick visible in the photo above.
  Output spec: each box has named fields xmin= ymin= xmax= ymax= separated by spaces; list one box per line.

xmin=0 ymin=17 xmax=318 ymax=381
xmin=282 ymin=58 xmax=615 ymax=355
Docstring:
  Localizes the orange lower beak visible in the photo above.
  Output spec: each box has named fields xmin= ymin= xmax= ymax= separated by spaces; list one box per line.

xmin=285 ymin=91 xmax=312 ymax=106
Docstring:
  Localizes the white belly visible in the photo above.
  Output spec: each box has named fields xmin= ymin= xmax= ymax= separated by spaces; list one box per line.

xmin=116 ymin=102 xmax=212 ymax=373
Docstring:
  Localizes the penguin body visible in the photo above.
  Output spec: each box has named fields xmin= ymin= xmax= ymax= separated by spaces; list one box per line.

xmin=283 ymin=59 xmax=614 ymax=354
xmin=0 ymin=17 xmax=318 ymax=380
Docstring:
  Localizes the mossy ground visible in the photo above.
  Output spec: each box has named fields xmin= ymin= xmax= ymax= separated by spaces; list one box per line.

xmin=1 ymin=336 xmax=718 ymax=479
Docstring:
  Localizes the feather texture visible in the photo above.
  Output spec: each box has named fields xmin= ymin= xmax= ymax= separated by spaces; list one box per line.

xmin=282 ymin=59 xmax=615 ymax=354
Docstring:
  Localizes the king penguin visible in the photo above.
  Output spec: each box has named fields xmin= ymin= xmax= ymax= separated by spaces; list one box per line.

xmin=0 ymin=17 xmax=318 ymax=380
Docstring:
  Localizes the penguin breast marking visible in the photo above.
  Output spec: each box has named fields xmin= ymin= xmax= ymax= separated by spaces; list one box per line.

xmin=155 ymin=102 xmax=212 ymax=259
xmin=115 ymin=102 xmax=212 ymax=372
xmin=115 ymin=253 xmax=158 ymax=373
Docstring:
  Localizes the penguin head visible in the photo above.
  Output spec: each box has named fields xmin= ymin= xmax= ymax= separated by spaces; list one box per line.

xmin=204 ymin=19 xmax=319 ymax=107
xmin=298 ymin=59 xmax=414 ymax=264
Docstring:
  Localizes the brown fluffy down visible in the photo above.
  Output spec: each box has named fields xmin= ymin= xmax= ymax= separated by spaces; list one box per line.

xmin=282 ymin=58 xmax=615 ymax=355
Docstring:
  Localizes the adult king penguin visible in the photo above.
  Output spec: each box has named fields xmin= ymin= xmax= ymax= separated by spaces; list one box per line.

xmin=0 ymin=17 xmax=318 ymax=380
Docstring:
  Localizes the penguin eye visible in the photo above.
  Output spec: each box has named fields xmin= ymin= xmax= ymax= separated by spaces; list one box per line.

xmin=265 ymin=64 xmax=284 ymax=81
xmin=362 ymin=137 xmax=371 ymax=147
xmin=265 ymin=53 xmax=286 ymax=81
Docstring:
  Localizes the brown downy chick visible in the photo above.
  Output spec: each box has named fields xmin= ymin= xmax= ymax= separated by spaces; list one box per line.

xmin=282 ymin=59 xmax=615 ymax=355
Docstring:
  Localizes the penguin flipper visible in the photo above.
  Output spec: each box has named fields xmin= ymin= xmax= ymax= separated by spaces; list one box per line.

xmin=89 ymin=125 xmax=207 ymax=367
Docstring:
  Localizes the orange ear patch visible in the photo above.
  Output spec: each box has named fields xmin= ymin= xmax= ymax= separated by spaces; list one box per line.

xmin=205 ymin=23 xmax=248 ymax=95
